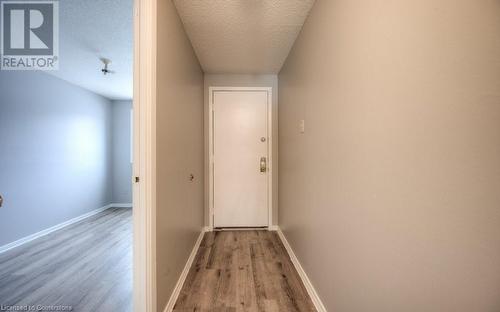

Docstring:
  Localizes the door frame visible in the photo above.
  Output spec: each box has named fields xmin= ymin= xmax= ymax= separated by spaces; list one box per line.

xmin=133 ymin=0 xmax=156 ymax=311
xmin=208 ymin=87 xmax=273 ymax=230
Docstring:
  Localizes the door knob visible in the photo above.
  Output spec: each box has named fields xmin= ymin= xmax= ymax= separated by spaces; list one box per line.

xmin=260 ymin=157 xmax=267 ymax=173
xmin=0 ymin=195 xmax=3 ymax=208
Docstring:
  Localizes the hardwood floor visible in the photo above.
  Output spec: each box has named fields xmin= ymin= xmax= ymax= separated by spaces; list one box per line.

xmin=174 ymin=230 xmax=316 ymax=312
xmin=0 ymin=207 xmax=132 ymax=312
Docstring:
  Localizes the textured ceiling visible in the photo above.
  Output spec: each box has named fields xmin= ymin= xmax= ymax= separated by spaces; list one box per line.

xmin=173 ymin=0 xmax=316 ymax=74
xmin=47 ymin=0 xmax=133 ymax=100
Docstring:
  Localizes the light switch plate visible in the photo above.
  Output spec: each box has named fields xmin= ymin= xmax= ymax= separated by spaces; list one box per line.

xmin=299 ymin=119 xmax=305 ymax=133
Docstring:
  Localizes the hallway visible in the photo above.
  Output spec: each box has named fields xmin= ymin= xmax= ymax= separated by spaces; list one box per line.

xmin=146 ymin=0 xmax=500 ymax=311
xmin=174 ymin=231 xmax=315 ymax=311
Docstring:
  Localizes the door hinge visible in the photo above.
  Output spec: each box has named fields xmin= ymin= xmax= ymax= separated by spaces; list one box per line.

xmin=134 ymin=176 xmax=140 ymax=183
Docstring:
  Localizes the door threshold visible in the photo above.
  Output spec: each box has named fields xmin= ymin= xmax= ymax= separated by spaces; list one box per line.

xmin=214 ymin=226 xmax=268 ymax=231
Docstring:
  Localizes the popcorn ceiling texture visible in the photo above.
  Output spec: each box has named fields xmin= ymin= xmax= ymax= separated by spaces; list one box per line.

xmin=173 ymin=0 xmax=316 ymax=74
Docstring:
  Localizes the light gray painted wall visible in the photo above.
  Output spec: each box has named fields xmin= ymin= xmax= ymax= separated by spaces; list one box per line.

xmin=111 ymin=100 xmax=132 ymax=203
xmin=156 ymin=0 xmax=204 ymax=308
xmin=0 ymin=71 xmax=113 ymax=247
xmin=279 ymin=0 xmax=500 ymax=310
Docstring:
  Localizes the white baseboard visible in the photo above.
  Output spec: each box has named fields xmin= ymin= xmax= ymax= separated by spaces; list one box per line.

xmin=268 ymin=225 xmax=279 ymax=231
xmin=203 ymin=226 xmax=212 ymax=232
xmin=276 ymin=227 xmax=327 ymax=312
xmin=111 ymin=203 xmax=133 ymax=208
xmin=164 ymin=227 xmax=207 ymax=312
xmin=0 ymin=203 xmax=121 ymax=254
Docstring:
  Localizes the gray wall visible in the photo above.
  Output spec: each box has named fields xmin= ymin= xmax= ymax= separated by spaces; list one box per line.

xmin=0 ymin=72 xmax=132 ymax=248
xmin=156 ymin=1 xmax=205 ymax=309
xmin=279 ymin=0 xmax=500 ymax=311
xmin=111 ymin=100 xmax=132 ymax=204
xmin=203 ymin=74 xmax=279 ymax=226
xmin=0 ymin=71 xmax=113 ymax=247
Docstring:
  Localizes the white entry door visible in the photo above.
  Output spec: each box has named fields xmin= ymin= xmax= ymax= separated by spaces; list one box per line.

xmin=213 ymin=90 xmax=270 ymax=228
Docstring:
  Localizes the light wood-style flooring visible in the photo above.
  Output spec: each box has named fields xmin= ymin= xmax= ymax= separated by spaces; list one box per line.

xmin=0 ymin=207 xmax=132 ymax=312
xmin=174 ymin=230 xmax=316 ymax=312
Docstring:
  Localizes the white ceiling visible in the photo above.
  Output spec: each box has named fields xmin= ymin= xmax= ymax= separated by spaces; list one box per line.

xmin=48 ymin=0 xmax=133 ymax=100
xmin=173 ymin=0 xmax=316 ymax=74
xmin=48 ymin=0 xmax=313 ymax=98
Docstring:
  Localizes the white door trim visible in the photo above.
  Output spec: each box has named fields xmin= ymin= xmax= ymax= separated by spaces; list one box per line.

xmin=208 ymin=87 xmax=273 ymax=230
xmin=133 ymin=0 xmax=157 ymax=311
